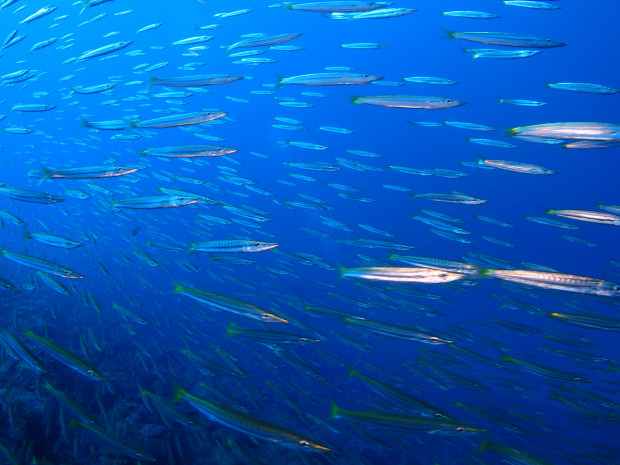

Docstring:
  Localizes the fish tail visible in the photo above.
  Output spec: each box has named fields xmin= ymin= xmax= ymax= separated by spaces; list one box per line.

xmin=36 ymin=165 xmax=53 ymax=185
xmin=172 ymin=386 xmax=186 ymax=403
xmin=22 ymin=229 xmax=32 ymax=243
xmin=337 ymin=264 xmax=347 ymax=279
xmin=478 ymin=267 xmax=493 ymax=278
xmin=329 ymin=396 xmax=341 ymax=420
xmin=475 ymin=440 xmax=491 ymax=455
xmin=68 ymin=419 xmax=83 ymax=428
xmin=225 ymin=325 xmax=238 ymax=337
xmin=349 ymin=95 xmax=360 ymax=105
xmin=275 ymin=74 xmax=284 ymax=88
xmin=148 ymin=76 xmax=157 ymax=87
xmin=443 ymin=30 xmax=457 ymax=39
xmin=79 ymin=2 xmax=88 ymax=15
xmin=284 ymin=2 xmax=294 ymax=10
xmin=464 ymin=48 xmax=477 ymax=59
xmin=172 ymin=281 xmax=184 ymax=294
xmin=79 ymin=117 xmax=89 ymax=129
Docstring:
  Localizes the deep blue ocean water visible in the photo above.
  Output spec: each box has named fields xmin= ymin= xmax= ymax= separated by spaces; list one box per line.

xmin=0 ymin=1 xmax=619 ymax=464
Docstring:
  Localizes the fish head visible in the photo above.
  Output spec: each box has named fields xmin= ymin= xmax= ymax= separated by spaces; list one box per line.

xmin=294 ymin=438 xmax=332 ymax=452
xmin=261 ymin=312 xmax=289 ymax=323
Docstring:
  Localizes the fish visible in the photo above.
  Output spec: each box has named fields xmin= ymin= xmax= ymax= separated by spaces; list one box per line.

xmin=504 ymin=0 xmax=560 ymax=9
xmin=340 ymin=266 xmax=467 ymax=283
xmin=499 ymin=98 xmax=547 ymax=106
xmin=19 ymin=5 xmax=57 ymax=24
xmin=0 ymin=187 xmax=65 ymax=204
xmin=278 ymin=72 xmax=383 ymax=86
xmin=475 ymin=157 xmax=556 ymax=174
xmin=411 ymin=192 xmax=487 ymax=204
xmin=353 ymin=95 xmax=466 ymax=108
xmin=482 ymin=269 xmax=620 ymax=297
xmin=172 ymin=35 xmax=214 ymax=46
xmin=24 ymin=330 xmax=107 ymax=381
xmin=477 ymin=442 xmax=555 ymax=465
xmin=343 ymin=317 xmax=454 ymax=344
xmin=174 ymin=388 xmax=331 ymax=451
xmin=442 ymin=11 xmax=500 ymax=19
xmin=70 ymin=82 xmax=118 ymax=94
xmin=500 ymin=354 xmax=590 ymax=382
xmin=404 ymin=76 xmax=458 ymax=85
xmin=549 ymin=312 xmax=620 ymax=331
xmin=330 ymin=398 xmax=484 ymax=434
xmin=226 ymin=33 xmax=302 ymax=53
xmin=133 ymin=111 xmax=226 ymax=128
xmin=225 ymin=326 xmax=321 ymax=345
xmin=141 ymin=145 xmax=238 ymax=158
xmin=11 ymin=103 xmax=56 ymax=112
xmin=173 ymin=282 xmax=289 ymax=322
xmin=111 ymin=195 xmax=203 ymax=209
xmin=77 ymin=41 xmax=133 ymax=61
xmin=340 ymin=42 xmax=387 ymax=49
xmin=465 ymin=48 xmax=542 ymax=59
xmin=330 ymin=8 xmax=416 ymax=19
xmin=0 ymin=326 xmax=46 ymax=373
xmin=25 ymin=231 xmax=84 ymax=249
xmin=446 ymin=31 xmax=565 ymax=48
xmin=546 ymin=82 xmax=618 ymax=94
xmin=0 ymin=250 xmax=83 ymax=278
xmin=546 ymin=209 xmax=620 ymax=225
xmin=284 ymin=2 xmax=394 ymax=12
xmin=112 ymin=303 xmax=152 ymax=325
xmin=69 ymin=420 xmax=156 ymax=461
xmin=28 ymin=165 xmax=140 ymax=183
xmin=190 ymin=240 xmax=279 ymax=253
xmin=36 ymin=271 xmax=72 ymax=295
xmin=149 ymin=74 xmax=244 ymax=86
xmin=509 ymin=122 xmax=620 ymax=141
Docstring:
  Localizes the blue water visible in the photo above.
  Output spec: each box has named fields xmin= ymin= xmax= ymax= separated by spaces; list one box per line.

xmin=0 ymin=0 xmax=619 ymax=463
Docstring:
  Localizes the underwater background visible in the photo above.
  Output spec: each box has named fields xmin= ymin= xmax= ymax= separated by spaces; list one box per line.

xmin=0 ymin=0 xmax=619 ymax=464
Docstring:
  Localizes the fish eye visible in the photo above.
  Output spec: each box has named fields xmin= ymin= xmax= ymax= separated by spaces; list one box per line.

xmin=456 ymin=427 xmax=465 ymax=433
xmin=254 ymin=241 xmax=260 ymax=246
xmin=261 ymin=313 xmax=272 ymax=320
xmin=299 ymin=440 xmax=310 ymax=448
xmin=45 ymin=194 xmax=53 ymax=200
xmin=87 ymin=369 xmax=94 ymax=376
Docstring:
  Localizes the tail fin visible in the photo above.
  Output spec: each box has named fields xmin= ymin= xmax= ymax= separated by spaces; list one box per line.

xmin=329 ymin=397 xmax=342 ymax=420
xmin=172 ymin=386 xmax=186 ymax=403
xmin=337 ymin=264 xmax=347 ymax=280
xmin=35 ymin=166 xmax=53 ymax=185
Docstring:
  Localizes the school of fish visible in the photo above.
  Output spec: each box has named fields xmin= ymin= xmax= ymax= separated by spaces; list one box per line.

xmin=0 ymin=1 xmax=618 ymax=464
